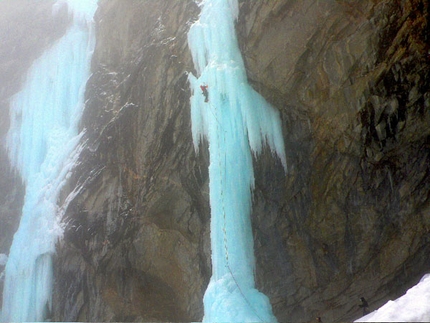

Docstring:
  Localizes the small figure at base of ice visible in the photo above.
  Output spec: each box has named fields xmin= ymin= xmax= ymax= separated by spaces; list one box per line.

xmin=356 ymin=274 xmax=430 ymax=322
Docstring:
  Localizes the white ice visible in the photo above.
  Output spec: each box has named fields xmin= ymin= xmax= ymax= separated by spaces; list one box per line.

xmin=356 ymin=274 xmax=430 ymax=322
xmin=188 ymin=0 xmax=286 ymax=321
xmin=1 ymin=1 xmax=97 ymax=321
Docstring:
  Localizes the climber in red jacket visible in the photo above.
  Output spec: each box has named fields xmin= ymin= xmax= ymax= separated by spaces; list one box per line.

xmin=200 ymin=84 xmax=209 ymax=102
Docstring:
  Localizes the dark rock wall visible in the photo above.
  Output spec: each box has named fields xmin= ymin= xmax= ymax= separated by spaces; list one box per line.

xmin=238 ymin=0 xmax=430 ymax=321
xmin=53 ymin=1 xmax=209 ymax=321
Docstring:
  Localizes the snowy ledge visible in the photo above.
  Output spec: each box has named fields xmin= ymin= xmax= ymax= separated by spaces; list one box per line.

xmin=356 ymin=274 xmax=430 ymax=322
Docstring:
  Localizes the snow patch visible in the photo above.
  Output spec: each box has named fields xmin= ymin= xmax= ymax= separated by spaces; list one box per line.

xmin=356 ymin=274 xmax=430 ymax=322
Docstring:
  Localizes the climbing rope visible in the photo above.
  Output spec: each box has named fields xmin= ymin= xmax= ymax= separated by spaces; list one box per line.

xmin=211 ymin=98 xmax=264 ymax=322
xmin=207 ymin=101 xmax=222 ymax=126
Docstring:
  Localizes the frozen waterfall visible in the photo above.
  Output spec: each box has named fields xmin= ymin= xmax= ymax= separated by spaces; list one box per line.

xmin=0 ymin=1 xmax=97 ymax=321
xmin=188 ymin=0 xmax=286 ymax=321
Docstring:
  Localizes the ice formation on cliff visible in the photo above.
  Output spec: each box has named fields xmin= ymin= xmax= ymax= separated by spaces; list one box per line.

xmin=188 ymin=0 xmax=286 ymax=321
xmin=1 ymin=1 xmax=97 ymax=321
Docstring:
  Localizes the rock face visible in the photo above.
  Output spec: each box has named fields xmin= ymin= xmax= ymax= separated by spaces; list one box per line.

xmin=0 ymin=0 xmax=429 ymax=322
xmin=52 ymin=1 xmax=209 ymax=321
xmin=237 ymin=0 xmax=430 ymax=321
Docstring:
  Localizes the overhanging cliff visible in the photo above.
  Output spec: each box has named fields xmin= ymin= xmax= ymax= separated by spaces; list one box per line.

xmin=238 ymin=0 xmax=430 ymax=321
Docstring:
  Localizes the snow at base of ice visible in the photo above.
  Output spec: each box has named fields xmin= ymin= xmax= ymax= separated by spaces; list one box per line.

xmin=1 ymin=1 xmax=97 ymax=322
xmin=188 ymin=0 xmax=285 ymax=321
xmin=356 ymin=274 xmax=430 ymax=322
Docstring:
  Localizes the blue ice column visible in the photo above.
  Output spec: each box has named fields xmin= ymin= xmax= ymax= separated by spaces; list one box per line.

xmin=188 ymin=0 xmax=286 ymax=321
xmin=1 ymin=1 xmax=97 ymax=321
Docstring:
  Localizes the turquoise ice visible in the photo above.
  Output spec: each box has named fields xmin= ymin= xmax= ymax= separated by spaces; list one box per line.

xmin=188 ymin=0 xmax=286 ymax=321
xmin=1 ymin=1 xmax=97 ymax=321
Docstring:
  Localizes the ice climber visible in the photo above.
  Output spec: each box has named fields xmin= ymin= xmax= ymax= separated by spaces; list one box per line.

xmin=200 ymin=84 xmax=209 ymax=102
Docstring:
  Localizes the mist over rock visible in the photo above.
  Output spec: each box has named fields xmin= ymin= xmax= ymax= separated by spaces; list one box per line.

xmin=0 ymin=0 xmax=428 ymax=322
xmin=0 ymin=0 xmax=68 ymax=309
xmin=0 ymin=0 xmax=68 ymax=254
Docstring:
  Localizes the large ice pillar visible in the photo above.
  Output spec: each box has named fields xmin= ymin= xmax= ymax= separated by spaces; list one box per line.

xmin=1 ymin=1 xmax=97 ymax=321
xmin=188 ymin=0 xmax=286 ymax=321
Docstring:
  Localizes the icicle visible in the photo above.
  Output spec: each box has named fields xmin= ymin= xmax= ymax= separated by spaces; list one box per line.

xmin=188 ymin=0 xmax=286 ymax=322
xmin=1 ymin=1 xmax=97 ymax=321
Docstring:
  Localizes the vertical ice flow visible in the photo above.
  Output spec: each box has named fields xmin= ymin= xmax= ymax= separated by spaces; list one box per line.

xmin=1 ymin=1 xmax=97 ymax=321
xmin=188 ymin=0 xmax=286 ymax=321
